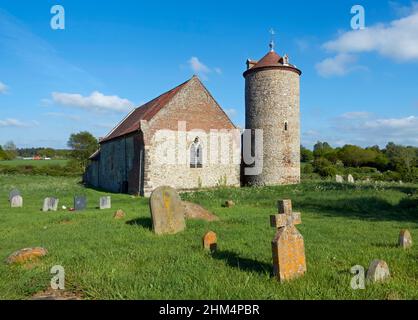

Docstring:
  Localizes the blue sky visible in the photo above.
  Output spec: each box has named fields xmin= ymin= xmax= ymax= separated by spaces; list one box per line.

xmin=0 ymin=0 xmax=417 ymax=149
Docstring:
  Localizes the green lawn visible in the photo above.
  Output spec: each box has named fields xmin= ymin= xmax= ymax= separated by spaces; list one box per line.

xmin=0 ymin=175 xmax=417 ymax=300
xmin=0 ymin=160 xmax=68 ymax=167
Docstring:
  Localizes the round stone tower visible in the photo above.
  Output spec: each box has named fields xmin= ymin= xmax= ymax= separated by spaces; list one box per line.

xmin=243 ymin=43 xmax=301 ymax=186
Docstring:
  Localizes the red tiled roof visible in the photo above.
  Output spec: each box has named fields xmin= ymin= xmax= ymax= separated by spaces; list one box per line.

xmin=100 ymin=78 xmax=191 ymax=143
xmin=244 ymin=51 xmax=301 ymax=76
xmin=253 ymin=51 xmax=283 ymax=69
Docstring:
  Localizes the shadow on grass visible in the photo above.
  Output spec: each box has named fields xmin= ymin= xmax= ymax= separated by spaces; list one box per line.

xmin=298 ymin=196 xmax=417 ymax=223
xmin=211 ymin=250 xmax=272 ymax=276
xmin=371 ymin=242 xmax=399 ymax=249
xmin=126 ymin=217 xmax=152 ymax=230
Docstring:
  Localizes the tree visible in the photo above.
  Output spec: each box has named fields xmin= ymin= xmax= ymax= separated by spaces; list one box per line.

xmin=300 ymin=145 xmax=314 ymax=163
xmin=313 ymin=141 xmax=333 ymax=159
xmin=385 ymin=142 xmax=417 ymax=181
xmin=0 ymin=145 xmax=8 ymax=160
xmin=337 ymin=145 xmax=377 ymax=167
xmin=67 ymin=131 xmax=98 ymax=170
xmin=3 ymin=141 xmax=17 ymax=160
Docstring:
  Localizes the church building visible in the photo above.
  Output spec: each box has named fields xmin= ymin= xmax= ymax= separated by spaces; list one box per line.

xmin=85 ymin=76 xmax=241 ymax=196
xmin=85 ymin=42 xmax=301 ymax=196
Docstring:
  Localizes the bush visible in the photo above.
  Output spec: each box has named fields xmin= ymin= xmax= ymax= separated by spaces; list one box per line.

xmin=316 ymin=166 xmax=338 ymax=178
xmin=302 ymin=163 xmax=314 ymax=174
xmin=0 ymin=163 xmax=83 ymax=177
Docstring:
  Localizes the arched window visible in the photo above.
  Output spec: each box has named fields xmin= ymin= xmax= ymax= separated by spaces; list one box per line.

xmin=190 ymin=138 xmax=203 ymax=168
xmin=284 ymin=121 xmax=288 ymax=131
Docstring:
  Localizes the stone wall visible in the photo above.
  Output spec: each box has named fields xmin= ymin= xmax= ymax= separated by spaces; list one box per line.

xmin=245 ymin=68 xmax=300 ymax=186
xmin=95 ymin=134 xmax=142 ymax=194
xmin=141 ymin=76 xmax=241 ymax=196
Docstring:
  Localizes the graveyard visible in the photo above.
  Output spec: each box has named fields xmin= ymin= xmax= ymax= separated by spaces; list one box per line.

xmin=0 ymin=174 xmax=417 ymax=300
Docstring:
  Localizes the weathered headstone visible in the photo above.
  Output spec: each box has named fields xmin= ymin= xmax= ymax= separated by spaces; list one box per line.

xmin=182 ymin=201 xmax=219 ymax=222
xmin=203 ymin=231 xmax=217 ymax=252
xmin=114 ymin=209 xmax=125 ymax=219
xmin=270 ymin=200 xmax=306 ymax=281
xmin=366 ymin=260 xmax=390 ymax=283
xmin=399 ymin=229 xmax=412 ymax=249
xmin=9 ymin=188 xmax=21 ymax=201
xmin=150 ymin=186 xmax=186 ymax=235
xmin=223 ymin=200 xmax=235 ymax=208
xmin=336 ymin=175 xmax=344 ymax=183
xmin=6 ymin=247 xmax=48 ymax=264
xmin=99 ymin=196 xmax=111 ymax=210
xmin=348 ymin=174 xmax=355 ymax=183
xmin=42 ymin=197 xmax=59 ymax=212
xmin=74 ymin=196 xmax=87 ymax=211
xmin=10 ymin=195 xmax=23 ymax=208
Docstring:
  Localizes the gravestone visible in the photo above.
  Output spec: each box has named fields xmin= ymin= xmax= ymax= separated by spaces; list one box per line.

xmin=202 ymin=231 xmax=217 ymax=252
xmin=223 ymin=200 xmax=235 ymax=208
xmin=366 ymin=260 xmax=390 ymax=283
xmin=348 ymin=174 xmax=355 ymax=183
xmin=399 ymin=229 xmax=412 ymax=249
xmin=9 ymin=188 xmax=21 ymax=201
xmin=114 ymin=209 xmax=125 ymax=219
xmin=336 ymin=175 xmax=344 ymax=183
xmin=7 ymin=247 xmax=48 ymax=265
xmin=42 ymin=197 xmax=59 ymax=212
xmin=150 ymin=186 xmax=186 ymax=235
xmin=10 ymin=195 xmax=23 ymax=208
xmin=270 ymin=199 xmax=306 ymax=281
xmin=99 ymin=196 xmax=111 ymax=210
xmin=74 ymin=196 xmax=87 ymax=211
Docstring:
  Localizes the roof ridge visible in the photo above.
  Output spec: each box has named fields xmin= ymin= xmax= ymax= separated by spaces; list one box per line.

xmin=100 ymin=76 xmax=195 ymax=143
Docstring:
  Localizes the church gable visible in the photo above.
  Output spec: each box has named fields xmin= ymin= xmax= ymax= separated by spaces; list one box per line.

xmin=146 ymin=76 xmax=236 ymax=136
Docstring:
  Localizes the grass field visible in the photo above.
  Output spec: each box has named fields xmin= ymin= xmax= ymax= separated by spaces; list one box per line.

xmin=0 ymin=175 xmax=417 ymax=300
xmin=0 ymin=160 xmax=68 ymax=167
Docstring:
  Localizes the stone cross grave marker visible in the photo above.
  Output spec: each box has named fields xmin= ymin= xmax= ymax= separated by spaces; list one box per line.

xmin=399 ymin=229 xmax=412 ymax=249
xmin=99 ymin=196 xmax=111 ymax=210
xmin=150 ymin=186 xmax=186 ymax=235
xmin=336 ymin=175 xmax=344 ymax=183
xmin=270 ymin=199 xmax=306 ymax=281
xmin=74 ymin=196 xmax=87 ymax=211
xmin=42 ymin=197 xmax=59 ymax=212
xmin=9 ymin=188 xmax=21 ymax=202
xmin=348 ymin=174 xmax=355 ymax=183
xmin=10 ymin=195 xmax=23 ymax=208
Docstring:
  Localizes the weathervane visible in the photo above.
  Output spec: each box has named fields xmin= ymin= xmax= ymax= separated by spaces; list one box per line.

xmin=269 ymin=28 xmax=276 ymax=52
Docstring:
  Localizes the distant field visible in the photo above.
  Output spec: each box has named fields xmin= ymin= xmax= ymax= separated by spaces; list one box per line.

xmin=0 ymin=160 xmax=68 ymax=167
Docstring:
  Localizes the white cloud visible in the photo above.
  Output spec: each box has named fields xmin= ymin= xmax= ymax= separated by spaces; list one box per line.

xmin=303 ymin=112 xmax=418 ymax=148
xmin=323 ymin=9 xmax=418 ymax=62
xmin=225 ymin=108 xmax=237 ymax=118
xmin=340 ymin=112 xmax=373 ymax=120
xmin=389 ymin=1 xmax=418 ymax=17
xmin=0 ymin=81 xmax=8 ymax=94
xmin=187 ymin=57 xmax=222 ymax=80
xmin=0 ymin=118 xmax=38 ymax=128
xmin=362 ymin=115 xmax=418 ymax=130
xmin=315 ymin=53 xmax=357 ymax=77
xmin=51 ymin=91 xmax=133 ymax=113
xmin=332 ymin=114 xmax=418 ymax=146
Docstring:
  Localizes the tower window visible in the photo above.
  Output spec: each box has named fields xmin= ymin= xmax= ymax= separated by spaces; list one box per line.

xmin=190 ymin=138 xmax=203 ymax=168
xmin=284 ymin=122 xmax=288 ymax=131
